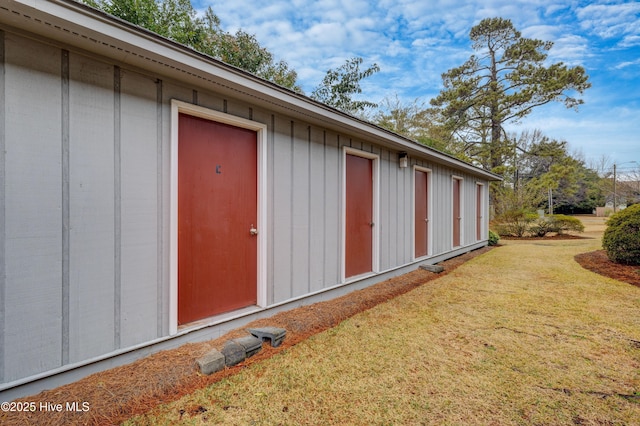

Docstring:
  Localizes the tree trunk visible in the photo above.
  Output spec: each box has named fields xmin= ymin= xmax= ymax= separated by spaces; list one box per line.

xmin=489 ymin=49 xmax=502 ymax=171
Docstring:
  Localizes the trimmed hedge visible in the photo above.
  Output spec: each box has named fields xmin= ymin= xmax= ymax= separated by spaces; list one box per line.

xmin=602 ymin=204 xmax=640 ymax=265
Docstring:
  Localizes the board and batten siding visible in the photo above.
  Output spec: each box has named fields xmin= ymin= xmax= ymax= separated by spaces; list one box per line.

xmin=1 ymin=32 xmax=165 ymax=383
xmin=0 ymin=29 xmax=491 ymax=388
xmin=3 ymin=33 xmax=65 ymax=383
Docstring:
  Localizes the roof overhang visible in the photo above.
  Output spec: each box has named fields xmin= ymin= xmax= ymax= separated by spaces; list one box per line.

xmin=1 ymin=0 xmax=501 ymax=181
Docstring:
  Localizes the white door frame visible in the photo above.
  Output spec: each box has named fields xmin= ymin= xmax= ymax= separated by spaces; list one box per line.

xmin=412 ymin=166 xmax=432 ymax=259
xmin=452 ymin=175 xmax=464 ymax=248
xmin=341 ymin=147 xmax=380 ymax=283
xmin=169 ymin=100 xmax=267 ymax=335
xmin=476 ymin=182 xmax=485 ymax=241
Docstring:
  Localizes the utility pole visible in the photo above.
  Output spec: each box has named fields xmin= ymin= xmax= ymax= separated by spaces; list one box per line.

xmin=613 ymin=163 xmax=617 ymax=213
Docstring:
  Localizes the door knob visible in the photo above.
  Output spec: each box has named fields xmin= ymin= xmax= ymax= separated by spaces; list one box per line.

xmin=250 ymin=225 xmax=259 ymax=236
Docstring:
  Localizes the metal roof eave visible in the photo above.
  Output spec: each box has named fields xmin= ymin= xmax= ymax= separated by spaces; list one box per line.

xmin=5 ymin=0 xmax=501 ymax=181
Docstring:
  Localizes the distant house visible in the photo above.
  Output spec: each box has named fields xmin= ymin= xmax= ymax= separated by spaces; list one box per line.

xmin=596 ymin=179 xmax=640 ymax=215
xmin=0 ymin=0 xmax=500 ymax=399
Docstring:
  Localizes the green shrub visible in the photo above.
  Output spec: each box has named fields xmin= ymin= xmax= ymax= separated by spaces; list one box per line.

xmin=602 ymin=204 xmax=640 ymax=265
xmin=529 ymin=214 xmax=585 ymax=237
xmin=529 ymin=217 xmax=558 ymax=237
xmin=550 ymin=214 xmax=585 ymax=234
xmin=494 ymin=210 xmax=538 ymax=237
xmin=488 ymin=230 xmax=500 ymax=246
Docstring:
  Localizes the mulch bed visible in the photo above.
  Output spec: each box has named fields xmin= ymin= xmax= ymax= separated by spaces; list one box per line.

xmin=1 ymin=247 xmax=492 ymax=426
xmin=575 ymin=250 xmax=640 ymax=287
xmin=501 ymin=234 xmax=588 ymax=241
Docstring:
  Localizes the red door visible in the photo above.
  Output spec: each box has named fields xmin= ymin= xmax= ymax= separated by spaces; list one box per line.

xmin=453 ymin=178 xmax=461 ymax=247
xmin=415 ymin=170 xmax=429 ymax=258
xmin=178 ymin=113 xmax=257 ymax=324
xmin=345 ymin=154 xmax=373 ymax=278
xmin=476 ymin=184 xmax=483 ymax=240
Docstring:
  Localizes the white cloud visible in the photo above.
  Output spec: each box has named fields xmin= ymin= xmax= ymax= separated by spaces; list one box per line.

xmin=522 ymin=24 xmax=561 ymax=40
xmin=306 ymin=22 xmax=348 ymax=46
xmin=195 ymin=0 xmax=639 ymax=166
xmin=576 ymin=2 xmax=640 ymax=41
xmin=614 ymin=57 xmax=640 ymax=70
xmin=549 ymin=34 xmax=590 ymax=65
xmin=389 ymin=40 xmax=413 ymax=57
xmin=620 ymin=34 xmax=640 ymax=48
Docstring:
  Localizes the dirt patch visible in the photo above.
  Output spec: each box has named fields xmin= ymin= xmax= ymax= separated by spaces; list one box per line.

xmin=575 ymin=250 xmax=640 ymax=287
xmin=1 ymin=247 xmax=492 ymax=426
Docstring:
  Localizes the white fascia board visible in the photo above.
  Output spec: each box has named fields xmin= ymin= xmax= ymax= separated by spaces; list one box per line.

xmin=5 ymin=0 xmax=501 ymax=182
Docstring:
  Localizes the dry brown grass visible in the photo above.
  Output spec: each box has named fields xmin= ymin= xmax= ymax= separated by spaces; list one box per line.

xmin=0 ymin=249 xmax=486 ymax=426
xmin=126 ymin=216 xmax=640 ymax=425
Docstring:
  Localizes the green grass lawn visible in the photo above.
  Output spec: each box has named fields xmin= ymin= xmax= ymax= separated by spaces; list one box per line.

xmin=126 ymin=217 xmax=640 ymax=425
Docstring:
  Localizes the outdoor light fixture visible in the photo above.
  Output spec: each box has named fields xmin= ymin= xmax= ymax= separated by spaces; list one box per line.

xmin=398 ymin=152 xmax=408 ymax=168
